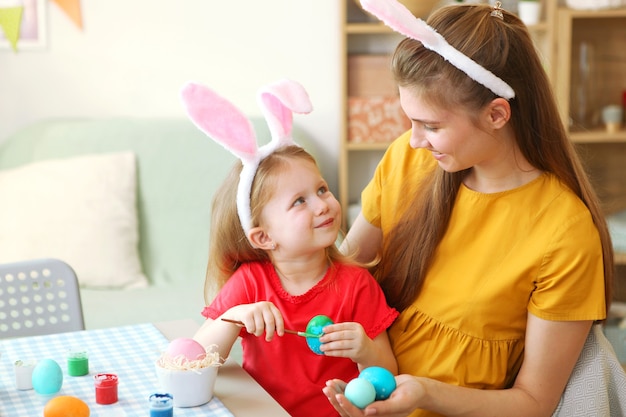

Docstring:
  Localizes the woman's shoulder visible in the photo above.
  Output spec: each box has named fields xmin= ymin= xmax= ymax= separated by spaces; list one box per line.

xmin=535 ymin=173 xmax=590 ymax=212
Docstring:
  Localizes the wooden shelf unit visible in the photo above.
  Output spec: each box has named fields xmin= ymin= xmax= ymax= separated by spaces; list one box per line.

xmin=338 ymin=0 xmax=626 ymax=265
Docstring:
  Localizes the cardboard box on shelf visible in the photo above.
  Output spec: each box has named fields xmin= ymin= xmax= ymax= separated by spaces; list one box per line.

xmin=348 ymin=96 xmax=411 ymax=143
xmin=348 ymin=55 xmax=397 ymax=97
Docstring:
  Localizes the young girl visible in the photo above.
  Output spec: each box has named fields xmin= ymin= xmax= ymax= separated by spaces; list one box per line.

xmin=181 ymin=79 xmax=398 ymax=417
xmin=325 ymin=1 xmax=617 ymax=416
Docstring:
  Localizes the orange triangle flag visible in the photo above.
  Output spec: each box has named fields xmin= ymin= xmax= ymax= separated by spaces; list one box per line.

xmin=0 ymin=6 xmax=24 ymax=52
xmin=51 ymin=0 xmax=83 ymax=30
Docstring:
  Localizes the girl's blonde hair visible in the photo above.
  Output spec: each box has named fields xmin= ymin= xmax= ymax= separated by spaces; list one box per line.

xmin=204 ymin=145 xmax=350 ymax=303
xmin=375 ymin=4 xmax=614 ymax=313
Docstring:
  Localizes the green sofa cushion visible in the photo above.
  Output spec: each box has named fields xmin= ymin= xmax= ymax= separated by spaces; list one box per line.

xmin=0 ymin=117 xmax=314 ymax=330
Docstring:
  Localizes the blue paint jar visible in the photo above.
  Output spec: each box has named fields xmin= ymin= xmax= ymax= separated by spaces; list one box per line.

xmin=149 ymin=393 xmax=173 ymax=417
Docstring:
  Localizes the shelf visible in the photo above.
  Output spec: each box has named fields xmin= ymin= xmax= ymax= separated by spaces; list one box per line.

xmin=570 ymin=129 xmax=626 ymax=143
xmin=559 ymin=7 xmax=626 ymax=19
xmin=345 ymin=22 xmax=395 ymax=34
xmin=346 ymin=19 xmax=553 ymax=34
xmin=346 ymin=142 xmax=392 ymax=151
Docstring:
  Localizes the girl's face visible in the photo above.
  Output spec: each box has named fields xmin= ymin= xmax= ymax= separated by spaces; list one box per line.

xmin=399 ymin=86 xmax=501 ymax=173
xmin=259 ymin=159 xmax=341 ymax=257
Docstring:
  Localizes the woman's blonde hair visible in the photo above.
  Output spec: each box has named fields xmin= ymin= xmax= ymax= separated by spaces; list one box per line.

xmin=203 ymin=145 xmax=351 ymax=303
xmin=374 ymin=4 xmax=614 ymax=313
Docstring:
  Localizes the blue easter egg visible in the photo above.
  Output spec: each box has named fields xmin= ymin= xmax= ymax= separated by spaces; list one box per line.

xmin=32 ymin=359 xmax=63 ymax=395
xmin=344 ymin=377 xmax=376 ymax=409
xmin=305 ymin=315 xmax=334 ymax=355
xmin=359 ymin=366 xmax=396 ymax=400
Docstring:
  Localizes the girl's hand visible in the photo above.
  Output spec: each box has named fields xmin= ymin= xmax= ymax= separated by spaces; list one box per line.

xmin=224 ymin=302 xmax=285 ymax=341
xmin=318 ymin=322 xmax=373 ymax=363
xmin=324 ymin=375 xmax=424 ymax=417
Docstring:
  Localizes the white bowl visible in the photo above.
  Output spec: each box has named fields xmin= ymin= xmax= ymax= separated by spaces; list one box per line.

xmin=155 ymin=363 xmax=218 ymax=407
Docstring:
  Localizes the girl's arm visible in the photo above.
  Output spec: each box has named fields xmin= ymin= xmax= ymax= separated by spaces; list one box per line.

xmin=340 ymin=213 xmax=382 ymax=263
xmin=193 ymin=301 xmax=286 ymax=361
xmin=193 ymin=316 xmax=242 ymax=361
xmin=325 ymin=315 xmax=591 ymax=417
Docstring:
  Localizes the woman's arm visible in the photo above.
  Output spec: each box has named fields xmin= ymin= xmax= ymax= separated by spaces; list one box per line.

xmin=340 ymin=213 xmax=383 ymax=263
xmin=325 ymin=314 xmax=591 ymax=417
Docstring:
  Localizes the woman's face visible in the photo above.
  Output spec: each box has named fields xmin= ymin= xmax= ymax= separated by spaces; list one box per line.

xmin=399 ymin=86 xmax=501 ymax=173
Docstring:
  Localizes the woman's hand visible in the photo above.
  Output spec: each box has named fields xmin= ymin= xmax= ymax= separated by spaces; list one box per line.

xmin=324 ymin=375 xmax=424 ymax=417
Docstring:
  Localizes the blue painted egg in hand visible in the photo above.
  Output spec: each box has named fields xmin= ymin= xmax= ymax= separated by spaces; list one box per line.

xmin=305 ymin=315 xmax=334 ymax=355
xmin=359 ymin=366 xmax=396 ymax=400
xmin=344 ymin=377 xmax=376 ymax=409
xmin=32 ymin=359 xmax=63 ymax=395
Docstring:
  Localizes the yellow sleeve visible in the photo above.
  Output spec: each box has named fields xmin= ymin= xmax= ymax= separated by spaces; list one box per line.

xmin=529 ymin=209 xmax=606 ymax=321
xmin=361 ymin=130 xmax=437 ymax=233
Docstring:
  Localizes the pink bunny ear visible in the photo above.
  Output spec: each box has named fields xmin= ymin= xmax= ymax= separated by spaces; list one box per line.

xmin=359 ymin=0 xmax=515 ymax=99
xmin=180 ymin=82 xmax=258 ymax=163
xmin=257 ymin=79 xmax=313 ymax=146
xmin=360 ymin=0 xmax=439 ymax=46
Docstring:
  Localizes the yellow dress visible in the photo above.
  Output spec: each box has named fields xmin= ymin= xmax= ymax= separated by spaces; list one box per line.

xmin=361 ymin=131 xmax=606 ymax=417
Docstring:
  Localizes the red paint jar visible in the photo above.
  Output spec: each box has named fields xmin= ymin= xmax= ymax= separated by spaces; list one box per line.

xmin=94 ymin=373 xmax=118 ymax=404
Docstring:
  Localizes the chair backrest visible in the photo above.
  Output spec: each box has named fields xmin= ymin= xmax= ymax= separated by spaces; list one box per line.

xmin=551 ymin=324 xmax=626 ymax=417
xmin=0 ymin=258 xmax=85 ymax=338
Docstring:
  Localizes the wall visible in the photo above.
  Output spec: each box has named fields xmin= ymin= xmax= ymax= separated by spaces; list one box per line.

xmin=0 ymin=0 xmax=342 ymax=192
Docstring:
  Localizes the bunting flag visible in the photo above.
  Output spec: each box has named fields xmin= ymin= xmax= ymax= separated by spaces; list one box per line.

xmin=0 ymin=6 xmax=23 ymax=51
xmin=50 ymin=0 xmax=82 ymax=30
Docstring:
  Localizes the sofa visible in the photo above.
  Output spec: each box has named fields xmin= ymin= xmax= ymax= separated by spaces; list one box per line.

xmin=0 ymin=118 xmax=315 ymax=331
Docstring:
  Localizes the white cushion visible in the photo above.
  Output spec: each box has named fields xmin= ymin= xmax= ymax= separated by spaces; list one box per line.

xmin=0 ymin=152 xmax=148 ymax=289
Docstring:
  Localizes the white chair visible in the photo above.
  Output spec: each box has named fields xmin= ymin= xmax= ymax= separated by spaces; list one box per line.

xmin=551 ymin=324 xmax=626 ymax=417
xmin=0 ymin=258 xmax=84 ymax=338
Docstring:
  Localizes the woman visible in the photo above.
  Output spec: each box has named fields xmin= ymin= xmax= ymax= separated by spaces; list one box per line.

xmin=324 ymin=1 xmax=613 ymax=416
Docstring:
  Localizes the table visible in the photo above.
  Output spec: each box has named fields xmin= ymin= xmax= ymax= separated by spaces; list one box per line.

xmin=0 ymin=319 xmax=289 ymax=417
xmin=155 ymin=320 xmax=290 ymax=416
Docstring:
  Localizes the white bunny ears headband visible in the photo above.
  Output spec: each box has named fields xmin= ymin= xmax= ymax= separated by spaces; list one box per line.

xmin=360 ymin=0 xmax=515 ymax=100
xmin=180 ymin=79 xmax=313 ymax=234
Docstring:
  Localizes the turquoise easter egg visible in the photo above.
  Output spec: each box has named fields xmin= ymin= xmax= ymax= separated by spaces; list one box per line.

xmin=32 ymin=359 xmax=63 ymax=395
xmin=305 ymin=315 xmax=333 ymax=355
xmin=359 ymin=366 xmax=396 ymax=400
xmin=344 ymin=377 xmax=376 ymax=409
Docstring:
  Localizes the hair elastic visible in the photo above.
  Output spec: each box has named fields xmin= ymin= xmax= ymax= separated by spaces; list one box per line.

xmin=490 ymin=1 xmax=504 ymax=20
xmin=359 ymin=0 xmax=515 ymax=100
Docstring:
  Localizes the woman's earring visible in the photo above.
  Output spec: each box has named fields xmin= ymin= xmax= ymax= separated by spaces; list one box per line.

xmin=271 ymin=242 xmax=276 ymax=250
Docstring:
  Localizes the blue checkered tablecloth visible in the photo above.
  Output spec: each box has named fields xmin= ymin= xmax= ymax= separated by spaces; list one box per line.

xmin=0 ymin=323 xmax=233 ymax=417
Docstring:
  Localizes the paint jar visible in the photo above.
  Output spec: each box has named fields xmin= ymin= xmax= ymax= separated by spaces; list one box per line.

xmin=67 ymin=350 xmax=89 ymax=376
xmin=14 ymin=360 xmax=37 ymax=390
xmin=94 ymin=373 xmax=118 ymax=404
xmin=149 ymin=393 xmax=174 ymax=417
